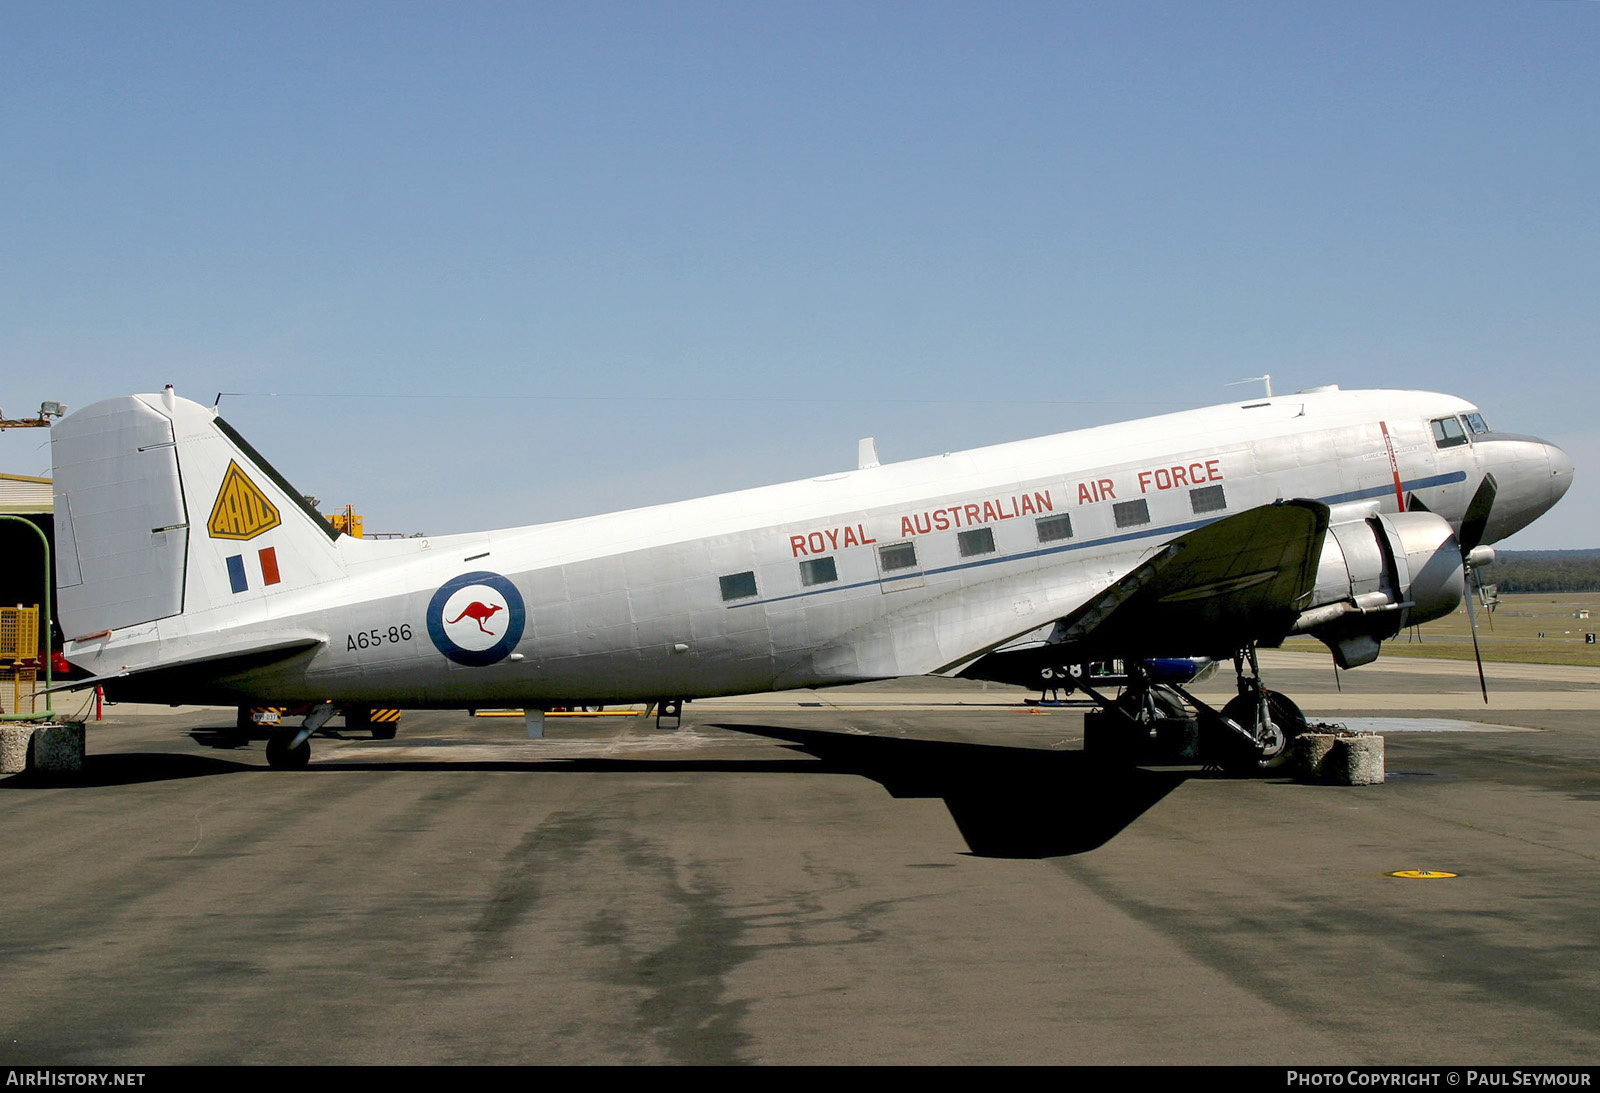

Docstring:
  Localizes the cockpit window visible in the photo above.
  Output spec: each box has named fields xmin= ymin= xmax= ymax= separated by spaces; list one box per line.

xmin=1431 ymin=416 xmax=1469 ymax=449
xmin=1464 ymin=412 xmax=1490 ymax=435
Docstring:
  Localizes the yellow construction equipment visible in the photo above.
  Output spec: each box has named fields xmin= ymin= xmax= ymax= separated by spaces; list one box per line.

xmin=325 ymin=505 xmax=364 ymax=539
xmin=0 ymin=605 xmax=39 ymax=661
xmin=0 ymin=605 xmax=40 ymax=716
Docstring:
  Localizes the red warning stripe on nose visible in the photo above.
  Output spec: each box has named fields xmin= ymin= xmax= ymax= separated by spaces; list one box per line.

xmin=259 ymin=546 xmax=281 ymax=586
xmin=1379 ymin=421 xmax=1405 ymax=510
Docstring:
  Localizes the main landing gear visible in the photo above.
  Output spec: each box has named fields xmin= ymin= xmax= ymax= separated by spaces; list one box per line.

xmin=1208 ymin=647 xmax=1307 ymax=773
xmin=1070 ymin=647 xmax=1306 ymax=774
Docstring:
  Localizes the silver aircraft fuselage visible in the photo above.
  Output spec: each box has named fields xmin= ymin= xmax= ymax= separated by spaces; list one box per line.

xmin=53 ymin=387 xmax=1572 ymax=707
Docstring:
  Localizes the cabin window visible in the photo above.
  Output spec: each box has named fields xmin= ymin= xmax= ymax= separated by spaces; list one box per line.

xmin=878 ymin=541 xmax=918 ymax=572
xmin=1035 ymin=513 xmax=1073 ymax=543
xmin=719 ymin=571 xmax=758 ymax=601
xmin=1189 ymin=485 xmax=1227 ymax=515
xmin=1464 ymin=412 xmax=1490 ymax=435
xmin=1431 ymin=417 xmax=1469 ymax=449
xmin=957 ymin=527 xmax=996 ymax=557
xmin=1113 ymin=499 xmax=1150 ymax=528
xmin=799 ymin=557 xmax=838 ymax=586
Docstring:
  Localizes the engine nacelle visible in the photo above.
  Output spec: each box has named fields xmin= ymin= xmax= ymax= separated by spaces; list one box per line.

xmin=1292 ymin=511 xmax=1465 ymax=669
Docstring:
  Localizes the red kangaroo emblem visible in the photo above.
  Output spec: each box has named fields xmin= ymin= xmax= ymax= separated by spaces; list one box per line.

xmin=447 ymin=601 xmax=504 ymax=635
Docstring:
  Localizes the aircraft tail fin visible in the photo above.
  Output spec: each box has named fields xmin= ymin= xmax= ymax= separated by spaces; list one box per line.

xmin=52 ymin=388 xmax=351 ymax=641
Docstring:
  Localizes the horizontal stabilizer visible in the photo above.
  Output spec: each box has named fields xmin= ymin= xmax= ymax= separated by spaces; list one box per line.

xmin=47 ymin=631 xmax=327 ymax=694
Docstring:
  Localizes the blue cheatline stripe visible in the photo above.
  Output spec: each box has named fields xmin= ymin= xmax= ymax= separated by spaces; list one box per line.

xmin=727 ymin=469 xmax=1471 ymax=610
xmin=1318 ymin=471 xmax=1464 ymax=506
xmin=225 ymin=554 xmax=248 ymax=594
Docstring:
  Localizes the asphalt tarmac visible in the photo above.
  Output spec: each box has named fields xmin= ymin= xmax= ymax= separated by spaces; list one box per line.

xmin=1 ymin=651 xmax=1597 ymax=1065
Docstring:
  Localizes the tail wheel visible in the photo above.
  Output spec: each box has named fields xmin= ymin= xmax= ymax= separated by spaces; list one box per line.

xmin=1214 ymin=690 xmax=1306 ymax=772
xmin=265 ymin=732 xmax=311 ymax=770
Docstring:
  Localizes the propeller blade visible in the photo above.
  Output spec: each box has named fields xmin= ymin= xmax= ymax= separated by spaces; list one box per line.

xmin=1463 ymin=580 xmax=1489 ymax=703
xmin=1459 ymin=474 xmax=1498 ymax=554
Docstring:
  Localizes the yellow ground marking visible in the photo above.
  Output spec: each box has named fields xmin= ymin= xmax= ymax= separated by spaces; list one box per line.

xmin=1385 ymin=870 xmax=1459 ymax=879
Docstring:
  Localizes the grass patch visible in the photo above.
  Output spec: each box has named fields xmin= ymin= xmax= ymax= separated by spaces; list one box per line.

xmin=1280 ymin=592 xmax=1600 ymax=668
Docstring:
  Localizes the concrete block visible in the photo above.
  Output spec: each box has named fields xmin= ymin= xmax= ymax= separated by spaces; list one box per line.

xmin=1330 ymin=735 xmax=1384 ymax=786
xmin=0 ymin=722 xmax=86 ymax=774
xmin=0 ymin=726 xmax=29 ymax=774
xmin=1153 ymin=717 xmax=1199 ymax=763
xmin=1293 ymin=732 xmax=1384 ymax=785
xmin=1292 ymin=733 xmax=1339 ymax=781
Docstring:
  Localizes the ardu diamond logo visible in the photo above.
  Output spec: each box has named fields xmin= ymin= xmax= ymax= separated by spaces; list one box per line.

xmin=208 ymin=461 xmax=282 ymax=541
xmin=427 ymin=571 xmax=526 ymax=667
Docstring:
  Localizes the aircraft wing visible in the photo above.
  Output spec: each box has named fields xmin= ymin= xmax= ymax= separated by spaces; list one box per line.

xmin=785 ymin=499 xmax=1331 ymax=686
xmin=1050 ymin=499 xmax=1329 ymax=658
xmin=957 ymin=500 xmax=1330 ymax=682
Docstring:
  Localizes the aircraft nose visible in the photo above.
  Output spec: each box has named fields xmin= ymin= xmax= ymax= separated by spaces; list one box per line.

xmin=1547 ymin=441 xmax=1575 ymax=505
xmin=1472 ymin=433 xmax=1575 ymax=543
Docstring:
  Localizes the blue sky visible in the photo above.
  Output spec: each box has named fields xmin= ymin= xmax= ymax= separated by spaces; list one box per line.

xmin=3 ymin=2 xmax=1595 ymax=547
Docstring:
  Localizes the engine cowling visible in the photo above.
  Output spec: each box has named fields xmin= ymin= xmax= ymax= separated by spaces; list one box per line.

xmin=1292 ymin=510 xmax=1465 ymax=668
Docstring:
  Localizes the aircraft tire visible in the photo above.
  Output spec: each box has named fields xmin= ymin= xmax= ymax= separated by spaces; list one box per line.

xmin=1212 ymin=690 xmax=1306 ymax=774
xmin=266 ymin=732 xmax=311 ymax=770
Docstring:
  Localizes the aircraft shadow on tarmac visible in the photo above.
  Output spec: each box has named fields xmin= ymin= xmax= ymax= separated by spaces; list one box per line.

xmin=713 ymin=723 xmax=1190 ymax=858
xmin=4 ymin=724 xmax=1188 ymax=856
xmin=0 ymin=751 xmax=255 ymax=788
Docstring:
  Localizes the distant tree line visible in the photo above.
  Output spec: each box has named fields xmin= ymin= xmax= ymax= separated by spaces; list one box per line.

xmin=1488 ymin=550 xmax=1600 ymax=593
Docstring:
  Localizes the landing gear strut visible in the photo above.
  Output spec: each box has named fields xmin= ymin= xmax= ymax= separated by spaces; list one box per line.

xmin=1078 ymin=661 xmax=1200 ymax=769
xmin=1070 ymin=647 xmax=1306 ymax=774
xmin=1203 ymin=647 xmax=1306 ymax=773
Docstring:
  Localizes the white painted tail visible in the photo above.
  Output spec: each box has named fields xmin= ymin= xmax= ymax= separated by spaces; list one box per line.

xmin=52 ymin=390 xmax=350 ymax=640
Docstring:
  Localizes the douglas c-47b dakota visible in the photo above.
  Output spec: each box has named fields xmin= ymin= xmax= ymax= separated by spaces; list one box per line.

xmin=48 ymin=384 xmax=1572 ymax=768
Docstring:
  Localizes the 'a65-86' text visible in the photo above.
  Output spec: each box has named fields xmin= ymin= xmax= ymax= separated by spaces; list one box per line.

xmin=347 ymin=625 xmax=413 ymax=652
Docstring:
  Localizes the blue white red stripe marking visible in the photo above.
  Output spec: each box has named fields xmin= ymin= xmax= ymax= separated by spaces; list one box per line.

xmin=225 ymin=547 xmax=284 ymax=594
